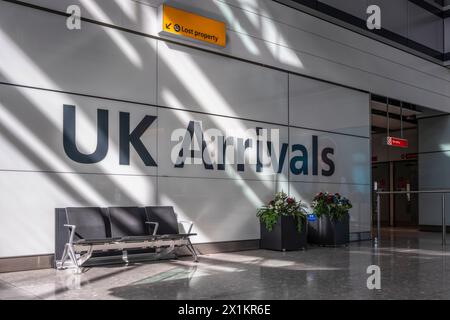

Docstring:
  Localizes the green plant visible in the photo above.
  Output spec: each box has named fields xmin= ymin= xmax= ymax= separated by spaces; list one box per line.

xmin=256 ymin=192 xmax=307 ymax=233
xmin=312 ymin=192 xmax=352 ymax=221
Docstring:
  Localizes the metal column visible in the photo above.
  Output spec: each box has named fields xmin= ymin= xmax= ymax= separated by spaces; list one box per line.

xmin=443 ymin=194 xmax=446 ymax=246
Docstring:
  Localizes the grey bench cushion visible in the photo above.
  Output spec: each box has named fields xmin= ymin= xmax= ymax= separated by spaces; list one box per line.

xmin=119 ymin=234 xmax=196 ymax=243
xmin=75 ymin=238 xmax=121 ymax=245
xmin=108 ymin=207 xmax=150 ymax=238
xmin=157 ymin=234 xmax=197 ymax=240
xmin=145 ymin=206 xmax=180 ymax=235
xmin=119 ymin=235 xmax=159 ymax=242
xmin=66 ymin=207 xmax=110 ymax=241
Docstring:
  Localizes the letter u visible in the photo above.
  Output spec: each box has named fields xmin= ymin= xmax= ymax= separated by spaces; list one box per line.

xmin=63 ymin=105 xmax=109 ymax=164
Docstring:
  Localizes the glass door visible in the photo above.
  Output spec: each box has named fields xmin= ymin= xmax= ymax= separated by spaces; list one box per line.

xmin=393 ymin=160 xmax=418 ymax=227
xmin=372 ymin=162 xmax=390 ymax=226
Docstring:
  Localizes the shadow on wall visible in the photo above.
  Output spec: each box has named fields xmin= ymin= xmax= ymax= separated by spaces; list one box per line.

xmin=0 ymin=0 xmax=305 ymax=252
xmin=0 ymin=0 xmax=369 ymax=254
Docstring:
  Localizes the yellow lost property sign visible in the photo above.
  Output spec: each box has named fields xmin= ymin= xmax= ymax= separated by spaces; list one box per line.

xmin=159 ymin=4 xmax=226 ymax=48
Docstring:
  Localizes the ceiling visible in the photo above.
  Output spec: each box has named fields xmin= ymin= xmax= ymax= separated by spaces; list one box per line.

xmin=369 ymin=98 xmax=445 ymax=134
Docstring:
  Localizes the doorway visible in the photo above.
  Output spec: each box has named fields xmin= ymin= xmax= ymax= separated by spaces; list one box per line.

xmin=372 ymin=160 xmax=418 ymax=227
xmin=370 ymin=94 xmax=449 ymax=234
xmin=372 ymin=162 xmax=390 ymax=226
xmin=371 ymin=95 xmax=420 ymax=229
xmin=393 ymin=160 xmax=418 ymax=227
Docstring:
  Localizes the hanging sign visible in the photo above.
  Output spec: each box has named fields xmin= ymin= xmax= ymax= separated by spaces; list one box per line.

xmin=159 ymin=4 xmax=227 ymax=48
xmin=385 ymin=137 xmax=409 ymax=148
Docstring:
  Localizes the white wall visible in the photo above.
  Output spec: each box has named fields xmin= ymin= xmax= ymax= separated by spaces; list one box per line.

xmin=17 ymin=0 xmax=450 ymax=112
xmin=0 ymin=0 xmax=400 ymax=258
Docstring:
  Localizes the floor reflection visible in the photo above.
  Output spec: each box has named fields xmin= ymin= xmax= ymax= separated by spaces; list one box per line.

xmin=1 ymin=229 xmax=450 ymax=300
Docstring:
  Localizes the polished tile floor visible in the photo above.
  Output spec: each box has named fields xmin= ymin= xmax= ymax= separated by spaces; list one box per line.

xmin=1 ymin=229 xmax=449 ymax=300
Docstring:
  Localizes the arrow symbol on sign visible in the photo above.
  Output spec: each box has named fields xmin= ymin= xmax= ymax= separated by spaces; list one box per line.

xmin=165 ymin=23 xmax=172 ymax=29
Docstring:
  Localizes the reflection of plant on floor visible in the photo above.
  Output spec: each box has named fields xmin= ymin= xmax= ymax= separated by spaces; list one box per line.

xmin=312 ymin=192 xmax=352 ymax=221
xmin=257 ymin=192 xmax=307 ymax=232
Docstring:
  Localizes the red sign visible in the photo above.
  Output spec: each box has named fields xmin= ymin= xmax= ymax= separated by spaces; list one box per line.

xmin=401 ymin=153 xmax=418 ymax=160
xmin=386 ymin=137 xmax=409 ymax=148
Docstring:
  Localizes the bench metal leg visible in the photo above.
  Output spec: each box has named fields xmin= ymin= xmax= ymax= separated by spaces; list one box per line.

xmin=155 ymin=243 xmax=176 ymax=260
xmin=187 ymin=239 xmax=198 ymax=263
xmin=122 ymin=250 xmax=129 ymax=264
xmin=59 ymin=244 xmax=70 ymax=269
xmin=67 ymin=245 xmax=81 ymax=273
xmin=57 ymin=238 xmax=198 ymax=270
xmin=58 ymin=243 xmax=81 ymax=273
xmin=78 ymin=246 xmax=94 ymax=268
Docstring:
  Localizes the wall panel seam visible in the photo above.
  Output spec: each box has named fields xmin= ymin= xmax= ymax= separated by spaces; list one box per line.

xmin=0 ymin=81 xmax=371 ymax=139
xmin=0 ymin=169 xmax=371 ymax=186
xmin=4 ymin=0 xmax=450 ymax=97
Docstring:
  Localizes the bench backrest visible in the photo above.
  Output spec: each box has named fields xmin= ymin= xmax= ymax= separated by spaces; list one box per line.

xmin=65 ymin=207 xmax=109 ymax=240
xmin=108 ymin=207 xmax=149 ymax=238
xmin=145 ymin=206 xmax=179 ymax=235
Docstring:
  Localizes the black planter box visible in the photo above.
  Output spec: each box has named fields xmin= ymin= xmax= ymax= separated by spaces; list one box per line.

xmin=307 ymin=214 xmax=349 ymax=246
xmin=260 ymin=215 xmax=307 ymax=251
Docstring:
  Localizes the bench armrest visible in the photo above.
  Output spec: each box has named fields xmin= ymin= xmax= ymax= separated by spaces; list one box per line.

xmin=179 ymin=220 xmax=194 ymax=234
xmin=145 ymin=222 xmax=159 ymax=236
xmin=64 ymin=224 xmax=76 ymax=245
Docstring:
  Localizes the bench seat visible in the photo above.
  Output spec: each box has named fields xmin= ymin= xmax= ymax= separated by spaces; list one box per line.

xmin=56 ymin=206 xmax=198 ymax=272
xmin=74 ymin=238 xmax=122 ymax=245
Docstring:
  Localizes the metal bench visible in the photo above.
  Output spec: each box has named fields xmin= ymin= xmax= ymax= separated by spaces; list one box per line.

xmin=56 ymin=206 xmax=197 ymax=273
